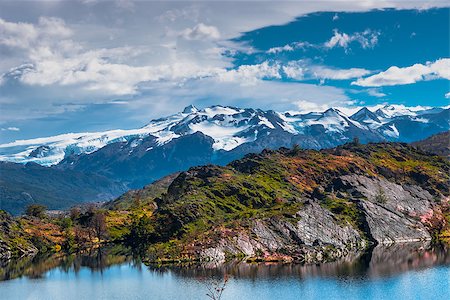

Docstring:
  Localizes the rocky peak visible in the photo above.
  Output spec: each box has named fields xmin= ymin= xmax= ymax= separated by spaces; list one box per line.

xmin=182 ymin=104 xmax=198 ymax=114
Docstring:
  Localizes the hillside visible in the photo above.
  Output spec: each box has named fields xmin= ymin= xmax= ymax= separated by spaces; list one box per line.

xmin=1 ymin=142 xmax=449 ymax=263
xmin=412 ymin=131 xmax=450 ymax=158
xmin=132 ymin=142 xmax=449 ymax=263
xmin=104 ymin=173 xmax=179 ymax=211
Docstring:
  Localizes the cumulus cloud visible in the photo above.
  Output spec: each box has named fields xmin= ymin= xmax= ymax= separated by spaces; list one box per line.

xmin=215 ymin=60 xmax=370 ymax=84
xmin=267 ymin=44 xmax=294 ymax=54
xmin=445 ymin=92 xmax=450 ymax=99
xmin=0 ymin=17 xmax=226 ymax=95
xmin=366 ymin=88 xmax=387 ymax=98
xmin=352 ymin=58 xmax=450 ymax=87
xmin=0 ymin=17 xmax=72 ymax=50
xmin=325 ymin=29 xmax=379 ymax=50
xmin=0 ymin=1 xmax=448 ymax=140
xmin=281 ymin=61 xmax=305 ymax=79
xmin=179 ymin=23 xmax=220 ymax=40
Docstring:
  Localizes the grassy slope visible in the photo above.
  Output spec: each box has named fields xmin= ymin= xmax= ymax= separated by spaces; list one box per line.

xmin=2 ymin=142 xmax=449 ymax=260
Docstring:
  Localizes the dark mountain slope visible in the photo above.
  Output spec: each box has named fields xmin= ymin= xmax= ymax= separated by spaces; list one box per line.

xmin=0 ymin=162 xmax=127 ymax=215
xmin=412 ymin=131 xmax=450 ymax=158
xmin=58 ymin=132 xmax=215 ymax=188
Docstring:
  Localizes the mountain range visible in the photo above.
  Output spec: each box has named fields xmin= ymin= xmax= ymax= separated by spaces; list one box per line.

xmin=1 ymin=104 xmax=449 ymax=166
xmin=0 ymin=104 xmax=448 ymax=214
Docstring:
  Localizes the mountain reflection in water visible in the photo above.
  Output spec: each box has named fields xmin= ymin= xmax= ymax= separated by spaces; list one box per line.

xmin=0 ymin=242 xmax=448 ymax=282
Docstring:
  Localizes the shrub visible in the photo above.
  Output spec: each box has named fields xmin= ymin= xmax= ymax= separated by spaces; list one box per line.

xmin=25 ymin=204 xmax=47 ymax=218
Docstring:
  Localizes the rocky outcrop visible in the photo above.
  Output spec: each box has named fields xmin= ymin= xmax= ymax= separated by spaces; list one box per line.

xmin=333 ymin=175 xmax=434 ymax=243
xmin=295 ymin=202 xmax=363 ymax=248
xmin=338 ymin=175 xmax=434 ymax=217
xmin=194 ymin=172 xmax=443 ymax=262
xmin=199 ymin=202 xmax=367 ymax=263
xmin=360 ymin=200 xmax=430 ymax=243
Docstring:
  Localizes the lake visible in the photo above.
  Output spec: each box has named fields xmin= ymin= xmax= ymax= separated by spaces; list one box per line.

xmin=0 ymin=243 xmax=449 ymax=300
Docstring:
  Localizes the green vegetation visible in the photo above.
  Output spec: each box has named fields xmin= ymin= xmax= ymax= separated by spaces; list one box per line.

xmin=320 ymin=195 xmax=361 ymax=229
xmin=1 ymin=142 xmax=449 ymax=262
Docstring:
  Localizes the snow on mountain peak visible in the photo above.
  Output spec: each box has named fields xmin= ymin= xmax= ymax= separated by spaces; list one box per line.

xmin=376 ymin=104 xmax=420 ymax=118
xmin=350 ymin=107 xmax=381 ymax=126
xmin=0 ymin=104 xmax=447 ymax=166
xmin=182 ymin=105 xmax=198 ymax=114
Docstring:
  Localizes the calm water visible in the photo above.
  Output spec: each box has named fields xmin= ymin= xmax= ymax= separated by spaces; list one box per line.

xmin=0 ymin=243 xmax=449 ymax=300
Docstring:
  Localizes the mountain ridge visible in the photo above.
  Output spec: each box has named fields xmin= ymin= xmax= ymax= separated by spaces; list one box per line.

xmin=1 ymin=104 xmax=448 ymax=166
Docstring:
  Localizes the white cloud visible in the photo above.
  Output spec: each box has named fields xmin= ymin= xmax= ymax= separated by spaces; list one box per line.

xmin=282 ymin=60 xmax=372 ymax=80
xmin=0 ymin=1 xmax=448 ymax=134
xmin=267 ymin=44 xmax=294 ymax=54
xmin=445 ymin=92 xmax=450 ymax=99
xmin=0 ymin=17 xmax=226 ymax=95
xmin=366 ymin=88 xmax=386 ymax=98
xmin=325 ymin=29 xmax=379 ymax=50
xmin=0 ymin=17 xmax=72 ymax=49
xmin=282 ymin=61 xmax=305 ymax=79
xmin=295 ymin=100 xmax=330 ymax=113
xmin=310 ymin=66 xmax=372 ymax=80
xmin=217 ymin=61 xmax=281 ymax=85
xmin=179 ymin=23 xmax=220 ymax=40
xmin=266 ymin=42 xmax=310 ymax=54
xmin=1 ymin=127 xmax=20 ymax=131
xmin=352 ymin=58 xmax=450 ymax=87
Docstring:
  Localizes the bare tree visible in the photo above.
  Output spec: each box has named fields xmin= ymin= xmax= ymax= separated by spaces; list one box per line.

xmin=89 ymin=211 xmax=107 ymax=242
xmin=206 ymin=275 xmax=229 ymax=300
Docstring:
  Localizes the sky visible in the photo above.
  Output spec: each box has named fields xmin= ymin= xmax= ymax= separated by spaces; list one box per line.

xmin=0 ymin=0 xmax=449 ymax=143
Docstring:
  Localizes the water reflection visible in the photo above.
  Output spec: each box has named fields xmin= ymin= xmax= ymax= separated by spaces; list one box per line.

xmin=0 ymin=245 xmax=138 ymax=281
xmin=152 ymin=242 xmax=450 ymax=281
xmin=0 ymin=242 xmax=449 ymax=282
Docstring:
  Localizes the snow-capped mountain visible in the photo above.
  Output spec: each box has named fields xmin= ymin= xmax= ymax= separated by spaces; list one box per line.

xmin=0 ymin=104 xmax=448 ymax=167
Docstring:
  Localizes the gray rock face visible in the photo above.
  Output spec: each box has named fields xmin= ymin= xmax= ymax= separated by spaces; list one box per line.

xmin=200 ymin=174 xmax=439 ymax=262
xmin=0 ymin=240 xmax=12 ymax=261
xmin=360 ymin=200 xmax=431 ymax=243
xmin=335 ymin=175 xmax=433 ymax=243
xmin=339 ymin=175 xmax=434 ymax=217
xmin=200 ymin=202 xmax=366 ymax=263
xmin=295 ymin=202 xmax=363 ymax=248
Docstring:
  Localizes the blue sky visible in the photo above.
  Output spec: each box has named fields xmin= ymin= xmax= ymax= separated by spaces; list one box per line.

xmin=0 ymin=1 xmax=449 ymax=143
